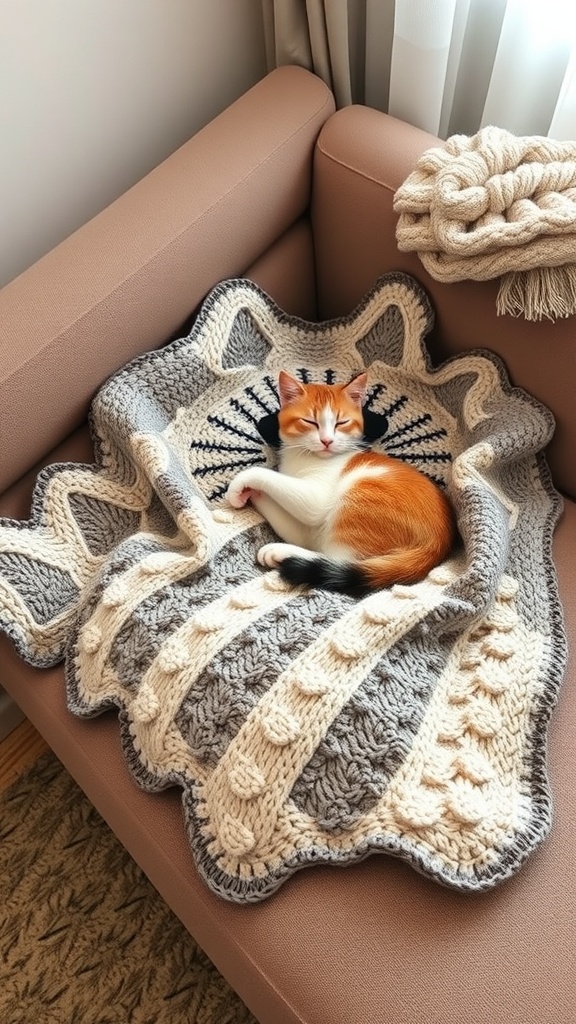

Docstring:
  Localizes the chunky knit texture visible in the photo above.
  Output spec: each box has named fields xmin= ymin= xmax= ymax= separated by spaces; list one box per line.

xmin=0 ymin=273 xmax=566 ymax=902
xmin=394 ymin=126 xmax=576 ymax=320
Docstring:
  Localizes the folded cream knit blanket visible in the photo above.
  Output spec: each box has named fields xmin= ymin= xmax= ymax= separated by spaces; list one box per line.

xmin=0 ymin=274 xmax=566 ymax=902
xmin=394 ymin=125 xmax=576 ymax=320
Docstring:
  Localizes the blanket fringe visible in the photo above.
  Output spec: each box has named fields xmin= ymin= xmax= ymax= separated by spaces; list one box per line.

xmin=497 ymin=265 xmax=576 ymax=321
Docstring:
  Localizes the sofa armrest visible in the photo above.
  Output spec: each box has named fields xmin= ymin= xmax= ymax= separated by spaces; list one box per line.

xmin=0 ymin=66 xmax=334 ymax=493
xmin=312 ymin=105 xmax=576 ymax=497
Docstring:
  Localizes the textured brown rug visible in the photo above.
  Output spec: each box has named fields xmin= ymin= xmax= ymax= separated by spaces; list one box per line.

xmin=0 ymin=752 xmax=257 ymax=1024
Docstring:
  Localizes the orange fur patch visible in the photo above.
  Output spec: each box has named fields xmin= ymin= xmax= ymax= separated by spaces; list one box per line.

xmin=337 ymin=451 xmax=455 ymax=585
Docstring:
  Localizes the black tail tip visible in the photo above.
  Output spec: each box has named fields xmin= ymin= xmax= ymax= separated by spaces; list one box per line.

xmin=277 ymin=556 xmax=371 ymax=597
xmin=277 ymin=556 xmax=318 ymax=587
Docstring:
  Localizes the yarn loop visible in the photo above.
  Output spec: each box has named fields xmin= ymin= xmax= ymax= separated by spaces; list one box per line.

xmin=395 ymin=125 xmax=576 ymax=320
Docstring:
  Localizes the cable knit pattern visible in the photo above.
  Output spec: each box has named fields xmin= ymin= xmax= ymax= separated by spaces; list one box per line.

xmin=394 ymin=127 xmax=576 ymax=272
xmin=0 ymin=273 xmax=566 ymax=902
xmin=394 ymin=126 xmax=576 ymax=319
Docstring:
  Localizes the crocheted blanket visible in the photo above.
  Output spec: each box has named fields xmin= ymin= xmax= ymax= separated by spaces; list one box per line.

xmin=0 ymin=273 xmax=566 ymax=903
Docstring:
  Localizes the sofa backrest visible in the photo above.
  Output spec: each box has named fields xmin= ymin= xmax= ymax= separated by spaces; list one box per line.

xmin=0 ymin=67 xmax=334 ymax=494
xmin=312 ymin=105 xmax=576 ymax=499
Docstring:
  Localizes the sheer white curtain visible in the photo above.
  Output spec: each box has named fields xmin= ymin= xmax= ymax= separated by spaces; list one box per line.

xmin=261 ymin=0 xmax=576 ymax=140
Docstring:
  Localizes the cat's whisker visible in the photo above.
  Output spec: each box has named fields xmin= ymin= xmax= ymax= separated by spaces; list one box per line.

xmin=285 ymin=444 xmax=318 ymax=456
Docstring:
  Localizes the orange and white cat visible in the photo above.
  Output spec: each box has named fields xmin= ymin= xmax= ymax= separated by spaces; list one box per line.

xmin=226 ymin=371 xmax=455 ymax=595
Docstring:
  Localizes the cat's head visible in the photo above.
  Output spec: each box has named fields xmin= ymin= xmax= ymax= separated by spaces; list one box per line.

xmin=276 ymin=371 xmax=366 ymax=458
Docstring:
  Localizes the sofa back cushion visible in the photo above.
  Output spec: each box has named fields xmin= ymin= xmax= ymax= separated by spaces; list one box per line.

xmin=312 ymin=105 xmax=576 ymax=499
xmin=0 ymin=67 xmax=334 ymax=494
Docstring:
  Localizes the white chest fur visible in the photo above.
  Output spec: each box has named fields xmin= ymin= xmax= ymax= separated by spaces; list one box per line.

xmin=278 ymin=449 xmax=348 ymax=511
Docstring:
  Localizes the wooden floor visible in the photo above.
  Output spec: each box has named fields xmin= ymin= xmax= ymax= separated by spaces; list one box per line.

xmin=0 ymin=718 xmax=50 ymax=793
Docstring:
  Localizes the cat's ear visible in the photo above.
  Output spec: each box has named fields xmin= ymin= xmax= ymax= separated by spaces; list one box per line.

xmin=343 ymin=373 xmax=368 ymax=407
xmin=278 ymin=371 xmax=305 ymax=406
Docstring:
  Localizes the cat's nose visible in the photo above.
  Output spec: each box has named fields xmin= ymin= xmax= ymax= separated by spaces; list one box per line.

xmin=321 ymin=437 xmax=333 ymax=449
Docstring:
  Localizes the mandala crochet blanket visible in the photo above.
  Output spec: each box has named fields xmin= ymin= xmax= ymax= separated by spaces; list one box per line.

xmin=0 ymin=273 xmax=566 ymax=903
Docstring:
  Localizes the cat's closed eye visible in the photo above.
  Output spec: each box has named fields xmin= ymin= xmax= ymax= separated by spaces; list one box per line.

xmin=300 ymin=417 xmax=350 ymax=426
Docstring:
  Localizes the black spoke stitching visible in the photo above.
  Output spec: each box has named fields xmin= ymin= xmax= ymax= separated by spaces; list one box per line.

xmin=229 ymin=397 xmax=262 ymax=429
xmin=192 ymin=455 xmax=266 ymax=479
xmin=383 ymin=413 xmax=434 ymax=444
xmin=244 ymin=386 xmax=275 ymax=415
xmin=263 ymin=375 xmax=279 ymax=401
xmin=364 ymin=383 xmax=388 ymax=409
xmin=200 ymin=373 xmax=452 ymax=502
xmin=190 ymin=440 xmax=262 ymax=455
xmin=385 ymin=427 xmax=449 ymax=452
xmin=395 ymin=450 xmax=452 ymax=464
xmin=206 ymin=415 xmax=259 ymax=444
xmin=209 ymin=482 xmax=240 ymax=500
xmin=381 ymin=395 xmax=410 ymax=418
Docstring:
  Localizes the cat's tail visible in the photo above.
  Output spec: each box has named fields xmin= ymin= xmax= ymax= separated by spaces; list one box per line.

xmin=278 ymin=546 xmax=444 ymax=597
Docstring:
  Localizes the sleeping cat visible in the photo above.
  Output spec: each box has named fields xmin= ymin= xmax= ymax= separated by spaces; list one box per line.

xmin=225 ymin=371 xmax=455 ymax=596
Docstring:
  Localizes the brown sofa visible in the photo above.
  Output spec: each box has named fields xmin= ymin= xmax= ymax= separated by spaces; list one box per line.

xmin=1 ymin=66 xmax=574 ymax=1024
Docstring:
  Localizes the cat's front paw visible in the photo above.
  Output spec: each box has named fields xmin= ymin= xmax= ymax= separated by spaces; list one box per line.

xmin=257 ymin=542 xmax=291 ymax=568
xmin=226 ymin=472 xmax=261 ymax=509
xmin=227 ymin=485 xmax=262 ymax=509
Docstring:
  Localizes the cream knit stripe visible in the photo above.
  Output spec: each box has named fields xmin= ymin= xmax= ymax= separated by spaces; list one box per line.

xmin=122 ymin=572 xmax=298 ymax=778
xmin=75 ymin=550 xmax=205 ymax=703
xmin=353 ymin=597 xmax=540 ymax=869
xmin=0 ymin=466 xmax=151 ymax=586
xmin=199 ymin=563 xmax=459 ymax=863
xmin=0 ymin=524 xmax=98 ymax=577
xmin=74 ymin=509 xmax=261 ymax=704
xmin=401 ymin=349 xmax=505 ymax=433
xmin=41 ymin=469 xmax=151 ymax=550
xmin=379 ymin=597 xmax=543 ymax=867
xmin=50 ymin=462 xmax=150 ymax=507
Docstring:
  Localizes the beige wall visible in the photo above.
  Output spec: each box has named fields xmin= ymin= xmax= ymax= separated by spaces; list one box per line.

xmin=0 ymin=0 xmax=267 ymax=287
